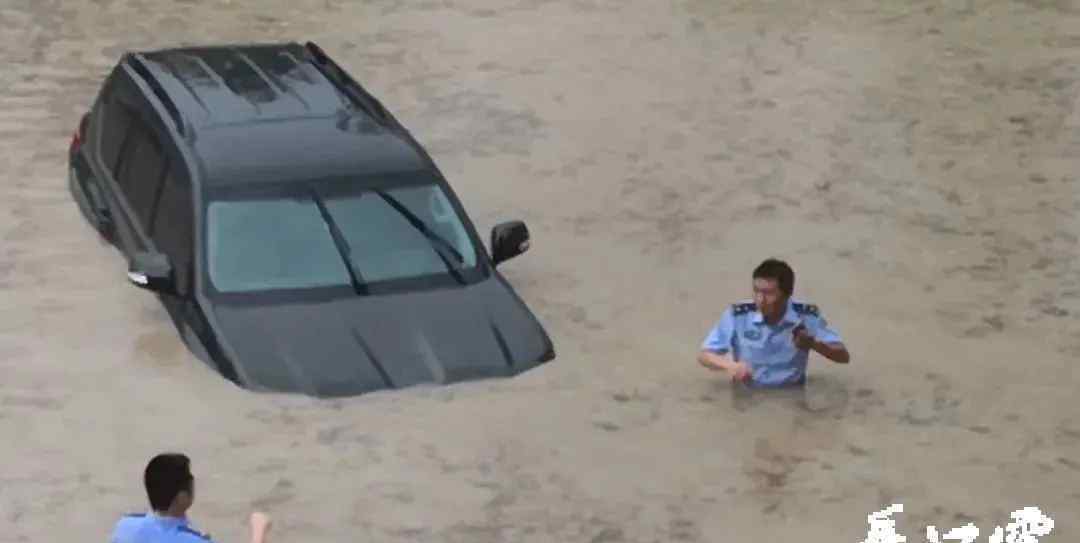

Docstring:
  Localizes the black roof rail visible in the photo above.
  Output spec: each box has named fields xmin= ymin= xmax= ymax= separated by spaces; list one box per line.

xmin=303 ymin=41 xmax=395 ymax=126
xmin=128 ymin=53 xmax=187 ymax=136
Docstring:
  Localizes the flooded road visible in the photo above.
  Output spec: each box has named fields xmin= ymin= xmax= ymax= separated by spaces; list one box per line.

xmin=2 ymin=0 xmax=1079 ymax=541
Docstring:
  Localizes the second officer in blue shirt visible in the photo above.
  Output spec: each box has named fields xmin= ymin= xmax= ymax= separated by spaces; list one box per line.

xmin=110 ymin=453 xmax=273 ymax=543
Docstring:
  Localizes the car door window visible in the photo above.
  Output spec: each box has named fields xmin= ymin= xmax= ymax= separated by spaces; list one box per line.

xmin=116 ymin=118 xmax=167 ymax=231
xmin=152 ymin=168 xmax=194 ymax=296
xmin=98 ymin=97 xmax=131 ymax=174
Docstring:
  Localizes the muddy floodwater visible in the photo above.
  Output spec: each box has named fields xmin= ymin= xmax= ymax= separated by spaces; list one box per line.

xmin=2 ymin=0 xmax=1080 ymax=541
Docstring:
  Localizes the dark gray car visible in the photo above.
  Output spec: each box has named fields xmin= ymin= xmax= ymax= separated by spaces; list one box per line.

xmin=68 ymin=41 xmax=555 ymax=397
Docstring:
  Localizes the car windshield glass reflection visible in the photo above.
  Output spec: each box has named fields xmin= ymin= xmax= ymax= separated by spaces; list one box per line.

xmin=206 ymin=183 xmax=478 ymax=293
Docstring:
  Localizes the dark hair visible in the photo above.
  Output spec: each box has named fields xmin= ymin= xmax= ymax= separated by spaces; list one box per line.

xmin=144 ymin=453 xmax=193 ymax=511
xmin=753 ymin=258 xmax=795 ymax=296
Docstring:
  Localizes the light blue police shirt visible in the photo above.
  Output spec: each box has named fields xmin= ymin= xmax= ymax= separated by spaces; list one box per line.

xmin=700 ymin=298 xmax=843 ymax=387
xmin=111 ymin=512 xmax=213 ymax=543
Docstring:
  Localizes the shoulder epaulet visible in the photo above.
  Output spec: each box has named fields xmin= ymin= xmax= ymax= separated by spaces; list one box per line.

xmin=123 ymin=513 xmax=145 ymax=518
xmin=792 ymin=303 xmax=819 ymax=316
xmin=732 ymin=303 xmax=756 ymax=315
xmin=178 ymin=526 xmax=212 ymax=541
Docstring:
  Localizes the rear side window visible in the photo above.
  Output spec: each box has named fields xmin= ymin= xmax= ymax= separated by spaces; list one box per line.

xmin=98 ymin=98 xmax=130 ymax=173
xmin=152 ymin=169 xmax=194 ymax=296
xmin=115 ymin=120 xmax=167 ymax=229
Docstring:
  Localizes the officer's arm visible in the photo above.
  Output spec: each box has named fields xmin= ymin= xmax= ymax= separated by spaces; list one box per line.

xmin=249 ymin=511 xmax=272 ymax=543
xmin=807 ymin=314 xmax=850 ymax=363
xmin=109 ymin=521 xmax=124 ymax=543
xmin=698 ymin=308 xmax=739 ymax=371
xmin=811 ymin=339 xmax=849 ymax=363
xmin=699 ymin=349 xmax=739 ymax=372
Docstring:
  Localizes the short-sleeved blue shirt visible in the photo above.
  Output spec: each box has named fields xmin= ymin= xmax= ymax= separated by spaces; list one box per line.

xmin=700 ymin=298 xmax=843 ymax=387
xmin=110 ymin=512 xmax=213 ymax=543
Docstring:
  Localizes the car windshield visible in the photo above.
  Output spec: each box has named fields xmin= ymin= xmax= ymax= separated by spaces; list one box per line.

xmin=205 ymin=182 xmax=479 ymax=293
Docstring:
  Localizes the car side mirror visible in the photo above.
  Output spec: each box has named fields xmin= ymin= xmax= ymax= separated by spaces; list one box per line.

xmin=127 ymin=251 xmax=176 ymax=294
xmin=491 ymin=220 xmax=530 ymax=267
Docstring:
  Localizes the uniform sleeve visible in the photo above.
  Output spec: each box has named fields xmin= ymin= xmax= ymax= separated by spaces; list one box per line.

xmin=178 ymin=526 xmax=215 ymax=543
xmin=701 ymin=306 xmax=736 ymax=354
xmin=808 ymin=312 xmax=843 ymax=344
xmin=110 ymin=516 xmax=138 ymax=543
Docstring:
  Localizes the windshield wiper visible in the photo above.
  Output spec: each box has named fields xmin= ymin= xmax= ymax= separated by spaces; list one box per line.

xmin=373 ymin=189 xmax=467 ymax=285
xmin=310 ymin=189 xmax=368 ymax=295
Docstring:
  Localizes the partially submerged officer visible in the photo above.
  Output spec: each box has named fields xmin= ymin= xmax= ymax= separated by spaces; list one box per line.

xmin=697 ymin=258 xmax=850 ymax=387
xmin=110 ymin=452 xmax=272 ymax=543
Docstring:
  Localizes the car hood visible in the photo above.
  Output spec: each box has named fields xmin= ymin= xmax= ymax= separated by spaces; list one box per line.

xmin=207 ymin=278 xmax=554 ymax=397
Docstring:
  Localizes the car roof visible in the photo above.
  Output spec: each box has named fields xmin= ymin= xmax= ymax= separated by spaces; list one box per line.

xmin=128 ymin=42 xmax=430 ymax=187
xmin=192 ymin=118 xmax=429 ymax=188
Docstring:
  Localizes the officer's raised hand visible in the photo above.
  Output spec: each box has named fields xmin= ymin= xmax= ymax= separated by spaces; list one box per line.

xmin=249 ymin=511 xmax=272 ymax=543
xmin=792 ymin=322 xmax=815 ymax=351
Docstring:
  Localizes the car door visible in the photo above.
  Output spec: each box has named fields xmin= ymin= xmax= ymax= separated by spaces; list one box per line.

xmin=150 ymin=164 xmax=194 ymax=299
xmin=79 ymin=73 xmax=132 ymax=245
xmin=74 ymin=79 xmax=131 ymax=240
xmin=149 ymin=161 xmax=234 ymax=380
xmin=83 ymin=62 xmax=170 ymax=259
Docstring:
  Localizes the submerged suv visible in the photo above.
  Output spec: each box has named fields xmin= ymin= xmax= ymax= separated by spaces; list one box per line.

xmin=68 ymin=41 xmax=554 ymax=397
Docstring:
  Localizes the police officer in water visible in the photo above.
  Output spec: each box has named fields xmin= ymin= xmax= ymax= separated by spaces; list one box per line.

xmin=110 ymin=453 xmax=272 ymax=543
xmin=697 ymin=258 xmax=851 ymax=387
